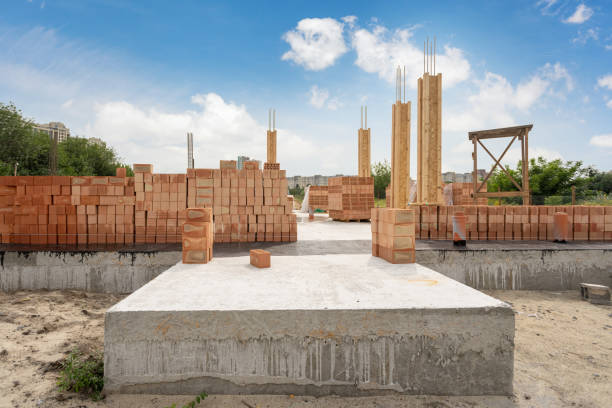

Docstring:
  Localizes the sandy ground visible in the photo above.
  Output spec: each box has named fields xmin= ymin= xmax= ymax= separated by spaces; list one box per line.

xmin=0 ymin=289 xmax=610 ymax=408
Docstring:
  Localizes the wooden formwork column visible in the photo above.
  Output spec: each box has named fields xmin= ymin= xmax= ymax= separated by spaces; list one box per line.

xmin=391 ymin=101 xmax=411 ymax=208
xmin=417 ymin=73 xmax=442 ymax=204
xmin=358 ymin=128 xmax=371 ymax=177
xmin=266 ymin=130 xmax=277 ymax=164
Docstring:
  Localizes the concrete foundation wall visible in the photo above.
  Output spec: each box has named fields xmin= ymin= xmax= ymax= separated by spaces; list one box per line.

xmin=2 ymin=247 xmax=610 ymax=293
xmin=418 ymin=249 xmax=612 ymax=290
xmin=105 ymin=308 xmax=514 ymax=396
xmin=0 ymin=251 xmax=180 ymax=293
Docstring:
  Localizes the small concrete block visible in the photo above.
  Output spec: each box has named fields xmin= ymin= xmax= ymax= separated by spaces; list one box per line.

xmin=579 ymin=283 xmax=611 ymax=305
xmin=249 ymin=249 xmax=270 ymax=268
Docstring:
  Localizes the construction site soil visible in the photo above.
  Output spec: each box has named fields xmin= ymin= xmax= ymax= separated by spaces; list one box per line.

xmin=0 ymin=289 xmax=610 ymax=408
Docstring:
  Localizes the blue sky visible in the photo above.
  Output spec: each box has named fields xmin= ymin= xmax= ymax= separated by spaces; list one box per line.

xmin=1 ymin=0 xmax=611 ymax=175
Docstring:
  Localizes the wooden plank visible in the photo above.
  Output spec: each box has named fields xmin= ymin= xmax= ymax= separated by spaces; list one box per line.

xmin=468 ymin=124 xmax=533 ymax=140
xmin=473 ymin=191 xmax=524 ymax=198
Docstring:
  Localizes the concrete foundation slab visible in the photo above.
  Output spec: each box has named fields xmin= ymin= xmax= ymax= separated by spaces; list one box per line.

xmin=104 ymin=254 xmax=514 ymax=396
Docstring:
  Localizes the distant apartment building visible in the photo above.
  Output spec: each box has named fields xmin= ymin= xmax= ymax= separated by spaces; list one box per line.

xmin=287 ymin=174 xmax=345 ymax=189
xmin=442 ymin=169 xmax=487 ymax=183
xmin=34 ymin=122 xmax=71 ymax=143
xmin=237 ymin=155 xmax=261 ymax=170
xmin=87 ymin=137 xmax=105 ymax=147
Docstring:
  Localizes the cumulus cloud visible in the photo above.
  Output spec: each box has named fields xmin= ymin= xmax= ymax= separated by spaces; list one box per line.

xmin=445 ymin=62 xmax=573 ymax=132
xmin=563 ymin=4 xmax=593 ymax=24
xmin=597 ymin=74 xmax=612 ymax=90
xmin=607 ymin=100 xmax=612 ymax=109
xmin=308 ymin=85 xmax=329 ymax=108
xmin=572 ymin=28 xmax=598 ymax=44
xmin=86 ymin=93 xmax=346 ymax=174
xmin=351 ymin=25 xmax=470 ymax=87
xmin=308 ymin=85 xmax=342 ymax=110
xmin=589 ymin=134 xmax=612 ymax=148
xmin=281 ymin=18 xmax=348 ymax=71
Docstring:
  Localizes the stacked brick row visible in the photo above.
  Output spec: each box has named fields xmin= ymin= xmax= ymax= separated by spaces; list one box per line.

xmin=408 ymin=205 xmax=612 ymax=241
xmin=308 ymin=186 xmax=328 ymax=211
xmin=371 ymin=208 xmax=416 ymax=263
xmin=182 ymin=208 xmax=213 ymax=264
xmin=0 ymin=160 xmax=298 ymax=245
xmin=186 ymin=160 xmax=297 ymax=242
xmin=134 ymin=164 xmax=188 ymax=244
xmin=0 ymin=171 xmax=136 ymax=245
xmin=449 ymin=182 xmax=487 ymax=205
xmin=328 ymin=176 xmax=374 ymax=221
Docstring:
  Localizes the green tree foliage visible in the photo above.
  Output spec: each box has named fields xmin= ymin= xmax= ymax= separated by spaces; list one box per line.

xmin=0 ymin=102 xmax=52 ymax=175
xmin=57 ymin=137 xmax=133 ymax=177
xmin=371 ymin=160 xmax=391 ymax=198
xmin=487 ymin=157 xmax=607 ymax=205
xmin=0 ymin=102 xmax=132 ymax=176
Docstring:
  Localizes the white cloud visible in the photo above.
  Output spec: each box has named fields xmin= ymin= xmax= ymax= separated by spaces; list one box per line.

xmin=308 ymin=85 xmax=329 ymax=108
xmin=589 ymin=134 xmax=612 ymax=148
xmin=563 ymin=4 xmax=593 ymax=24
xmin=606 ymin=45 xmax=612 ymax=51
xmin=351 ymin=25 xmax=470 ymax=87
xmin=308 ymin=85 xmax=342 ymax=110
xmin=341 ymin=15 xmax=357 ymax=27
xmin=86 ymin=93 xmax=346 ymax=174
xmin=445 ymin=62 xmax=573 ymax=132
xmin=281 ymin=18 xmax=348 ymax=71
xmin=597 ymin=74 xmax=612 ymax=90
xmin=606 ymin=99 xmax=612 ymax=109
xmin=572 ymin=28 xmax=598 ymax=44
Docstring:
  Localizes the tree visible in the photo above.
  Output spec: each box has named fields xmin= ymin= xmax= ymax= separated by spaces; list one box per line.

xmin=487 ymin=157 xmax=601 ymax=205
xmin=0 ymin=101 xmax=132 ymax=177
xmin=57 ymin=137 xmax=133 ymax=177
xmin=371 ymin=160 xmax=391 ymax=198
xmin=0 ymin=102 xmax=51 ymax=176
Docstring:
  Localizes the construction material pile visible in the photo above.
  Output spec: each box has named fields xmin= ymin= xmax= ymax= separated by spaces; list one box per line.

xmin=308 ymin=186 xmax=328 ymax=211
xmin=182 ymin=208 xmax=213 ymax=263
xmin=0 ymin=161 xmax=297 ymax=245
xmin=449 ymin=182 xmax=487 ymax=205
xmin=0 ymin=170 xmax=136 ymax=245
xmin=410 ymin=204 xmax=611 ymax=241
xmin=328 ymin=176 xmax=374 ymax=221
xmin=371 ymin=207 xmax=416 ymax=263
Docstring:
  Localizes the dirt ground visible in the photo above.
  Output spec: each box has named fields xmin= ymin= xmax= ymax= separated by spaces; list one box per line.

xmin=0 ymin=289 xmax=610 ymax=408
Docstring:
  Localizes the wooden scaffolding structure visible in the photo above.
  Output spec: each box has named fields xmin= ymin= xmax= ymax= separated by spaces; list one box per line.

xmin=469 ymin=124 xmax=533 ymax=205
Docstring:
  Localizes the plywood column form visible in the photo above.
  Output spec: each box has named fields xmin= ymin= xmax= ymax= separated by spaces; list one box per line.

xmin=358 ymin=106 xmax=371 ymax=178
xmin=266 ymin=108 xmax=277 ymax=165
xmin=391 ymin=66 xmax=411 ymax=209
xmin=417 ymin=37 xmax=443 ymax=204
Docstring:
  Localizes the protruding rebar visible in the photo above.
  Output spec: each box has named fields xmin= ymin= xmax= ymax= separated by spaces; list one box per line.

xmin=365 ymin=106 xmax=367 ymax=129
xmin=434 ymin=36 xmax=436 ymax=75
xmin=273 ymin=109 xmax=276 ymax=130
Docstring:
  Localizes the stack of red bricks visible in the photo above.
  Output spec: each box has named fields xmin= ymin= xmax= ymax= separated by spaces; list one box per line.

xmin=328 ymin=176 xmax=374 ymax=221
xmin=186 ymin=160 xmax=297 ymax=242
xmin=371 ymin=208 xmax=416 ymax=263
xmin=0 ymin=169 xmax=136 ymax=245
xmin=182 ymin=208 xmax=213 ymax=263
xmin=134 ymin=164 xmax=187 ymax=244
xmin=450 ymin=183 xmax=487 ymax=205
xmin=308 ymin=186 xmax=328 ymax=211
xmin=407 ymin=204 xmax=611 ymax=241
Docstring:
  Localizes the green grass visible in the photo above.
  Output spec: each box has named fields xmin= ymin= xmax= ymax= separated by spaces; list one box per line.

xmin=375 ymin=197 xmax=387 ymax=208
xmin=57 ymin=349 xmax=104 ymax=401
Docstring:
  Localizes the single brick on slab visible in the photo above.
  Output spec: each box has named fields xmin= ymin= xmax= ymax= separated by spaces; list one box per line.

xmin=250 ymin=249 xmax=271 ymax=268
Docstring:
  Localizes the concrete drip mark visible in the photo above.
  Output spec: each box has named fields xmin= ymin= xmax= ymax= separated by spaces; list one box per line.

xmin=0 ymin=251 xmax=4 ymax=268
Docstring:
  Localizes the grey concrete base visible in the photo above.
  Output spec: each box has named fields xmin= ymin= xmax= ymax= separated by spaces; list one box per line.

xmin=0 ymin=250 xmax=180 ymax=293
xmin=104 ymin=254 xmax=514 ymax=396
